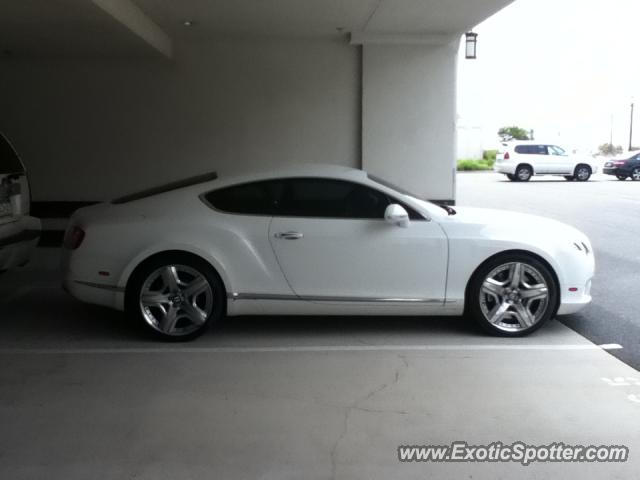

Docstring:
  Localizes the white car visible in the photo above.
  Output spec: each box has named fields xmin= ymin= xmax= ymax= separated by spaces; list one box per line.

xmin=494 ymin=142 xmax=598 ymax=182
xmin=0 ymin=133 xmax=41 ymax=272
xmin=62 ymin=165 xmax=594 ymax=340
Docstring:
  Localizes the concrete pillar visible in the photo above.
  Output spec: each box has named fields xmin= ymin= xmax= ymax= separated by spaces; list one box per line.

xmin=359 ymin=38 xmax=459 ymax=204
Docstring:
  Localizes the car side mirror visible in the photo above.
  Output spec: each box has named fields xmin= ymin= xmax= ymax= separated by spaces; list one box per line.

xmin=384 ymin=204 xmax=410 ymax=228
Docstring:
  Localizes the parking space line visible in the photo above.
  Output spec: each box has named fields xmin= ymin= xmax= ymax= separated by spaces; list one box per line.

xmin=0 ymin=343 xmax=622 ymax=355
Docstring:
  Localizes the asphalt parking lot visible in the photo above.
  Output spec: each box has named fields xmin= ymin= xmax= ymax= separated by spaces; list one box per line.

xmin=1 ymin=172 xmax=639 ymax=479
xmin=457 ymin=171 xmax=640 ymax=371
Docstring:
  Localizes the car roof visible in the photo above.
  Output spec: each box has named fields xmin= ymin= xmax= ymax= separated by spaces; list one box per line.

xmin=216 ymin=163 xmax=368 ymax=187
xmin=111 ymin=164 xmax=369 ymax=205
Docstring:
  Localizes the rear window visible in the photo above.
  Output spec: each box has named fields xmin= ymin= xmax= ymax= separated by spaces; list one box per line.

xmin=0 ymin=134 xmax=24 ymax=174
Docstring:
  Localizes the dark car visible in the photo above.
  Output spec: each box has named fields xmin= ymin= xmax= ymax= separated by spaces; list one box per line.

xmin=603 ymin=152 xmax=640 ymax=181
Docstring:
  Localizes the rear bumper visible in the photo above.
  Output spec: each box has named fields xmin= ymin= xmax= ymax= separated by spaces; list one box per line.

xmin=603 ymin=167 xmax=627 ymax=176
xmin=493 ymin=163 xmax=516 ymax=174
xmin=0 ymin=216 xmax=41 ymax=271
xmin=62 ymin=276 xmax=124 ymax=311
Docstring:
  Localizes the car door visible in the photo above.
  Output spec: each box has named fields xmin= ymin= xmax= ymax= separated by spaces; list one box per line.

xmin=268 ymin=178 xmax=448 ymax=304
xmin=547 ymin=145 xmax=573 ymax=174
xmin=529 ymin=144 xmax=551 ymax=173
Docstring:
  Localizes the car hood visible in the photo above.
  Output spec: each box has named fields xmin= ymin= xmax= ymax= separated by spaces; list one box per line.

xmin=442 ymin=207 xmax=588 ymax=242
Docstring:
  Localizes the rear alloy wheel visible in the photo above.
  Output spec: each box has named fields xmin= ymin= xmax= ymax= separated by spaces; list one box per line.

xmin=468 ymin=254 xmax=558 ymax=336
xmin=516 ymin=165 xmax=533 ymax=182
xmin=564 ymin=176 xmax=575 ymax=181
xmin=126 ymin=254 xmax=225 ymax=341
xmin=574 ymin=165 xmax=592 ymax=182
xmin=632 ymin=167 xmax=640 ymax=181
xmin=617 ymin=175 xmax=628 ymax=181
xmin=506 ymin=174 xmax=518 ymax=181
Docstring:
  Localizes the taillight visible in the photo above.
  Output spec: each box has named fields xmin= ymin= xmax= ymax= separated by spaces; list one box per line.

xmin=613 ymin=160 xmax=626 ymax=166
xmin=64 ymin=226 xmax=85 ymax=250
xmin=504 ymin=152 xmax=510 ymax=160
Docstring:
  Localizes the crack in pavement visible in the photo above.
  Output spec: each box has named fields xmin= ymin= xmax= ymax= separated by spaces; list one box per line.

xmin=329 ymin=354 xmax=410 ymax=479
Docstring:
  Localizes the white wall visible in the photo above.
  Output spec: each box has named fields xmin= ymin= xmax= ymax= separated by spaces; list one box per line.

xmin=362 ymin=43 xmax=458 ymax=202
xmin=457 ymin=124 xmax=485 ymax=160
xmin=0 ymin=38 xmax=360 ymax=201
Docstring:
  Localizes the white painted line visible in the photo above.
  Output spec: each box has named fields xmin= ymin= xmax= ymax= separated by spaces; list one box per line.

xmin=0 ymin=343 xmax=622 ymax=355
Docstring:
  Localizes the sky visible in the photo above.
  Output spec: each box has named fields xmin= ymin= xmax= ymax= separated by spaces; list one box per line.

xmin=457 ymin=0 xmax=640 ymax=153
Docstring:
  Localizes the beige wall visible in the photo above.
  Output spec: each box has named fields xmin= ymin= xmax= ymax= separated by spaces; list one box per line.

xmin=362 ymin=43 xmax=458 ymax=202
xmin=0 ymin=38 xmax=360 ymax=201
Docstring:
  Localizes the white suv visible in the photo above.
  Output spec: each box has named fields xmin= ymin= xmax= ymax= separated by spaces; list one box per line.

xmin=0 ymin=133 xmax=41 ymax=272
xmin=494 ymin=142 xmax=598 ymax=182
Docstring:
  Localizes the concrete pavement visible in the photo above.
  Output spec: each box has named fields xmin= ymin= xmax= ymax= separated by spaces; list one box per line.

xmin=0 ymin=248 xmax=639 ymax=479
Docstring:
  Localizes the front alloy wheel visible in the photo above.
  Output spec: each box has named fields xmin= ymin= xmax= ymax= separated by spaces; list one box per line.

xmin=632 ymin=167 xmax=640 ymax=181
xmin=127 ymin=254 xmax=225 ymax=340
xmin=468 ymin=255 xmax=558 ymax=336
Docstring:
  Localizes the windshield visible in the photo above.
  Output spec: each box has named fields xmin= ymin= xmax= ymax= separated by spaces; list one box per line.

xmin=367 ymin=174 xmax=454 ymax=216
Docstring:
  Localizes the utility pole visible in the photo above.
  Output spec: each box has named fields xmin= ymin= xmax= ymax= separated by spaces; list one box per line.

xmin=610 ymin=114 xmax=613 ymax=146
xmin=629 ymin=102 xmax=635 ymax=151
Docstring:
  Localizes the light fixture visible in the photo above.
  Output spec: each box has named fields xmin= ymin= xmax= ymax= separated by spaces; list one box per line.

xmin=465 ymin=31 xmax=478 ymax=59
xmin=183 ymin=20 xmax=195 ymax=27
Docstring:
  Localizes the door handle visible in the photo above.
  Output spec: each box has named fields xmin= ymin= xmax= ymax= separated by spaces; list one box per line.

xmin=275 ymin=231 xmax=304 ymax=240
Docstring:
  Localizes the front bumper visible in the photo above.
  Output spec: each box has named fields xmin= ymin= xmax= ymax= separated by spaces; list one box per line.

xmin=0 ymin=216 xmax=41 ymax=271
xmin=557 ymin=279 xmax=592 ymax=315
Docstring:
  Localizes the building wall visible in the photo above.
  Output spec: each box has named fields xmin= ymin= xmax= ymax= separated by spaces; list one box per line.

xmin=0 ymin=38 xmax=360 ymax=201
xmin=362 ymin=43 xmax=458 ymax=202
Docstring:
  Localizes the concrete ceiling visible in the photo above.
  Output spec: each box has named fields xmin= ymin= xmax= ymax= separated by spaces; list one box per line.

xmin=0 ymin=0 xmax=164 ymax=58
xmin=134 ymin=0 xmax=513 ymax=38
xmin=0 ymin=0 xmax=513 ymax=58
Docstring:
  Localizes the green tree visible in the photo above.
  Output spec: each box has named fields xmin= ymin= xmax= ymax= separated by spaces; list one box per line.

xmin=598 ymin=143 xmax=623 ymax=156
xmin=498 ymin=126 xmax=531 ymax=141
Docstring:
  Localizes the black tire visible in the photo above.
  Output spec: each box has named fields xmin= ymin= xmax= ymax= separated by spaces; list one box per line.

xmin=506 ymin=174 xmax=518 ymax=181
xmin=632 ymin=167 xmax=640 ymax=181
xmin=564 ymin=176 xmax=575 ymax=181
xmin=467 ymin=253 xmax=559 ymax=337
xmin=617 ymin=175 xmax=628 ymax=181
xmin=515 ymin=165 xmax=533 ymax=182
xmin=125 ymin=252 xmax=225 ymax=341
xmin=574 ymin=164 xmax=592 ymax=182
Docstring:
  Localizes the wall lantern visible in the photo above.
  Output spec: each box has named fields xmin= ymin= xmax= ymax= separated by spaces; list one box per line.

xmin=465 ymin=32 xmax=478 ymax=59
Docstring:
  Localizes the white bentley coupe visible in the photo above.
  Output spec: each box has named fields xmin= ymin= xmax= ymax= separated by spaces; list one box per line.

xmin=62 ymin=165 xmax=594 ymax=340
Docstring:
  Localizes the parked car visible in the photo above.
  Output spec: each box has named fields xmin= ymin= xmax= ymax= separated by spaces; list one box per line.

xmin=494 ymin=142 xmax=598 ymax=182
xmin=602 ymin=152 xmax=640 ymax=181
xmin=0 ymin=133 xmax=41 ymax=273
xmin=62 ymin=165 xmax=594 ymax=341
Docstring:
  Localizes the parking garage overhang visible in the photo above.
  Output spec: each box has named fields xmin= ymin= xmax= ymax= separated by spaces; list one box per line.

xmin=0 ymin=0 xmax=514 ymax=208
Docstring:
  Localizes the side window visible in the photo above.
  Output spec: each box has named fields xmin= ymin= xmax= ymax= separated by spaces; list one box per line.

xmin=534 ymin=145 xmax=548 ymax=155
xmin=279 ymin=178 xmax=422 ymax=220
xmin=515 ymin=145 xmax=534 ymax=154
xmin=204 ymin=180 xmax=284 ymax=215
